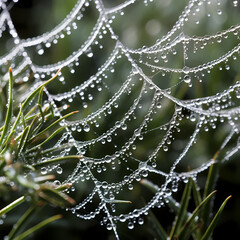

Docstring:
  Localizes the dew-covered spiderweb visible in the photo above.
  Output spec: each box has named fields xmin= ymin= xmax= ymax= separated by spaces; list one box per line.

xmin=0 ymin=0 xmax=240 ymax=238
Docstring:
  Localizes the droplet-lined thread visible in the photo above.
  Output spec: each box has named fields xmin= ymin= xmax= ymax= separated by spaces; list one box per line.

xmin=0 ymin=0 xmax=240 ymax=239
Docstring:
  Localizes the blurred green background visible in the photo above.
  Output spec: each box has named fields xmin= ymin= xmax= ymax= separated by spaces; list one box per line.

xmin=1 ymin=0 xmax=240 ymax=239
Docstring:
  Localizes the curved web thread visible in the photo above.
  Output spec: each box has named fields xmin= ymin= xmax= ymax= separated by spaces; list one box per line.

xmin=0 ymin=0 xmax=240 ymax=238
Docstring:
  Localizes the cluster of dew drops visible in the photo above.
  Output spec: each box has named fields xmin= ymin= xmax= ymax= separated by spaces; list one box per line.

xmin=1 ymin=0 xmax=240 ymax=233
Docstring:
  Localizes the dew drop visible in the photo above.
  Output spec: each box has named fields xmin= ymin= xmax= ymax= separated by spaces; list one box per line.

xmin=84 ymin=124 xmax=90 ymax=132
xmin=56 ymin=167 xmax=63 ymax=174
xmin=161 ymin=53 xmax=166 ymax=59
xmin=106 ymin=223 xmax=112 ymax=230
xmin=225 ymin=65 xmax=230 ymax=70
xmin=236 ymin=89 xmax=240 ymax=98
xmin=119 ymin=215 xmax=126 ymax=222
xmin=41 ymin=167 xmax=47 ymax=175
xmin=217 ymin=37 xmax=222 ymax=43
xmin=38 ymin=49 xmax=44 ymax=55
xmin=172 ymin=49 xmax=177 ymax=55
xmin=190 ymin=114 xmax=196 ymax=122
xmin=128 ymin=221 xmax=134 ymax=229
xmin=184 ymin=75 xmax=191 ymax=84
xmin=87 ymin=52 xmax=93 ymax=58
xmin=105 ymin=155 xmax=112 ymax=163
xmin=138 ymin=217 xmax=144 ymax=225
xmin=45 ymin=42 xmax=51 ymax=48
xmin=156 ymin=102 xmax=162 ymax=109
xmin=233 ymin=0 xmax=238 ymax=7
xmin=122 ymin=123 xmax=127 ymax=130
xmin=54 ymin=180 xmax=61 ymax=186
xmin=163 ymin=146 xmax=168 ymax=151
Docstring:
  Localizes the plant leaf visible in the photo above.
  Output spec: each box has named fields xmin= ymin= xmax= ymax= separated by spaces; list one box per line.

xmin=38 ymin=86 xmax=44 ymax=106
xmin=148 ymin=210 xmax=168 ymax=240
xmin=103 ymin=196 xmax=132 ymax=204
xmin=27 ymin=126 xmax=66 ymax=152
xmin=0 ymin=196 xmax=25 ymax=217
xmin=201 ymin=195 xmax=231 ymax=240
xmin=39 ymin=184 xmax=75 ymax=206
xmin=191 ymin=178 xmax=202 ymax=207
xmin=13 ymin=214 xmax=62 ymax=240
xmin=177 ymin=191 xmax=216 ymax=240
xmin=8 ymin=204 xmax=37 ymax=240
xmin=3 ymin=69 xmax=61 ymax=148
xmin=140 ymin=179 xmax=190 ymax=221
xmin=32 ymin=155 xmax=82 ymax=167
xmin=16 ymin=126 xmax=30 ymax=157
xmin=169 ymin=179 xmax=192 ymax=240
xmin=202 ymin=155 xmax=219 ymax=232
xmin=0 ymin=68 xmax=13 ymax=148
xmin=29 ymin=110 xmax=78 ymax=142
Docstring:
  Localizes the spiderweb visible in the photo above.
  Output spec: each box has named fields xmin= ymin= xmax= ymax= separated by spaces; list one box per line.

xmin=0 ymin=0 xmax=240 ymax=238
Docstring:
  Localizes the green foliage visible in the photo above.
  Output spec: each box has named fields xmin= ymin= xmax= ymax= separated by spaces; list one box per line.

xmin=141 ymin=155 xmax=231 ymax=240
xmin=0 ymin=69 xmax=78 ymax=239
xmin=0 ymin=53 xmax=233 ymax=240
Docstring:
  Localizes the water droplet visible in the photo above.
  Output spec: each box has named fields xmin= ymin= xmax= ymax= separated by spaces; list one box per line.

xmin=236 ymin=89 xmax=240 ymax=98
xmin=122 ymin=123 xmax=127 ymax=130
xmin=233 ymin=0 xmax=238 ymax=7
xmin=225 ymin=65 xmax=230 ymax=70
xmin=142 ymin=170 xmax=148 ymax=177
xmin=105 ymin=155 xmax=111 ymax=163
xmin=84 ymin=124 xmax=90 ymax=132
xmin=190 ymin=114 xmax=196 ymax=122
xmin=138 ymin=217 xmax=144 ymax=225
xmin=128 ymin=221 xmax=134 ymax=229
xmin=87 ymin=52 xmax=93 ymax=58
xmin=45 ymin=42 xmax=51 ymax=48
xmin=156 ymin=102 xmax=162 ymax=109
xmin=56 ymin=167 xmax=63 ymax=174
xmin=119 ymin=215 xmax=126 ymax=222
xmin=134 ymin=129 xmax=141 ymax=137
xmin=38 ymin=49 xmax=44 ymax=55
xmin=41 ymin=167 xmax=47 ymax=175
xmin=161 ymin=53 xmax=166 ymax=59
xmin=184 ymin=75 xmax=191 ymax=84
xmin=217 ymin=37 xmax=222 ymax=43
xmin=163 ymin=146 xmax=168 ymax=151
xmin=172 ymin=49 xmax=177 ymax=55
xmin=106 ymin=223 xmax=112 ymax=230
xmin=54 ymin=180 xmax=61 ymax=186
